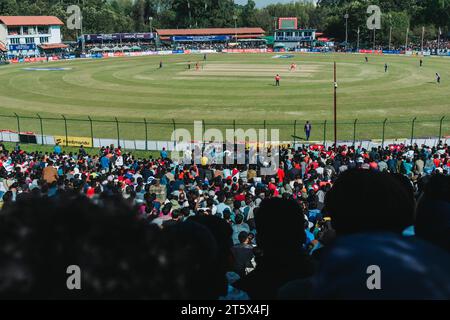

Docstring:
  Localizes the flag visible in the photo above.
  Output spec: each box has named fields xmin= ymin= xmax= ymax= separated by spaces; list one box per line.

xmin=439 ymin=27 xmax=442 ymax=35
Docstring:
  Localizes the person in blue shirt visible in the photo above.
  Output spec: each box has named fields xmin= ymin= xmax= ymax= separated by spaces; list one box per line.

xmin=53 ymin=143 xmax=62 ymax=155
xmin=100 ymin=155 xmax=110 ymax=172
xmin=402 ymin=159 xmax=413 ymax=176
xmin=160 ymin=147 xmax=168 ymax=159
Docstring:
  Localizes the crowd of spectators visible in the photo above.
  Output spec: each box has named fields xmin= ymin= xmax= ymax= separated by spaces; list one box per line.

xmin=0 ymin=140 xmax=448 ymax=299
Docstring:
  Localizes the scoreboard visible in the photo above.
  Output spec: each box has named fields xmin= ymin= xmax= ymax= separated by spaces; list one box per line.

xmin=278 ymin=17 xmax=298 ymax=30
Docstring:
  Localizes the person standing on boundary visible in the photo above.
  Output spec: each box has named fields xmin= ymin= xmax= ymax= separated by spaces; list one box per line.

xmin=420 ymin=59 xmax=423 ymax=67
xmin=384 ymin=63 xmax=388 ymax=73
xmin=436 ymin=73 xmax=441 ymax=84
xmin=304 ymin=121 xmax=312 ymax=141
xmin=275 ymin=74 xmax=281 ymax=86
xmin=159 ymin=60 xmax=163 ymax=69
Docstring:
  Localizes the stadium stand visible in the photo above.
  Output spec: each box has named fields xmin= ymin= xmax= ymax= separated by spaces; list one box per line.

xmin=0 ymin=140 xmax=449 ymax=299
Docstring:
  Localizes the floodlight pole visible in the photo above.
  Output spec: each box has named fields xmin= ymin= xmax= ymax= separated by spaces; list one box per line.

xmin=233 ymin=15 xmax=238 ymax=42
xmin=373 ymin=28 xmax=376 ymax=50
xmin=421 ymin=26 xmax=425 ymax=54
xmin=357 ymin=27 xmax=360 ymax=51
xmin=389 ymin=26 xmax=392 ymax=51
xmin=344 ymin=14 xmax=349 ymax=51
xmin=405 ymin=27 xmax=409 ymax=51
xmin=80 ymin=4 xmax=85 ymax=54
xmin=437 ymin=27 xmax=441 ymax=53
xmin=334 ymin=61 xmax=337 ymax=150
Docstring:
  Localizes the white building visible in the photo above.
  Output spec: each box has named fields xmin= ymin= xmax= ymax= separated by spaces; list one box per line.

xmin=0 ymin=16 xmax=66 ymax=57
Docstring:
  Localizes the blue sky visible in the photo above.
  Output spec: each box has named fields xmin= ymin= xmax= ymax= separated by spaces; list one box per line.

xmin=234 ymin=0 xmax=315 ymax=8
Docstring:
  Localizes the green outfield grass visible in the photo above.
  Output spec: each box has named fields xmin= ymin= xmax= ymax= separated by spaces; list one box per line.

xmin=0 ymin=53 xmax=449 ymax=143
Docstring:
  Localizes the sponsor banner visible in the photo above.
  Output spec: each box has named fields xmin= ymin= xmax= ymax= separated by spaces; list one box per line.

xmin=294 ymin=48 xmax=309 ymax=52
xmin=158 ymin=50 xmax=174 ymax=55
xmin=382 ymin=50 xmax=401 ymax=54
xmin=172 ymin=35 xmax=230 ymax=42
xmin=9 ymin=44 xmax=36 ymax=51
xmin=222 ymin=48 xmax=268 ymax=53
xmin=245 ymin=141 xmax=293 ymax=150
xmin=359 ymin=49 xmax=383 ymax=54
xmin=199 ymin=49 xmax=216 ymax=54
xmin=172 ymin=50 xmax=184 ymax=54
xmin=84 ymin=33 xmax=154 ymax=42
xmin=54 ymin=135 xmax=92 ymax=148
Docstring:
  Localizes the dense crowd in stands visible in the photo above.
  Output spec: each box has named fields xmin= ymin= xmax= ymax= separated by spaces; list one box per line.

xmin=0 ymin=140 xmax=448 ymax=299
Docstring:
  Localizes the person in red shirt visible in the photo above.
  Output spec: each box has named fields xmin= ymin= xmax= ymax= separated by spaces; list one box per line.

xmin=277 ymin=167 xmax=285 ymax=184
xmin=275 ymin=74 xmax=281 ymax=86
xmin=433 ymin=155 xmax=441 ymax=168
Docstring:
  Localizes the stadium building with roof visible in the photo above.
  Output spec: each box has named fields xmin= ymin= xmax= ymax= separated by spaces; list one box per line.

xmin=273 ymin=17 xmax=317 ymax=50
xmin=0 ymin=16 xmax=67 ymax=58
xmin=156 ymin=27 xmax=266 ymax=48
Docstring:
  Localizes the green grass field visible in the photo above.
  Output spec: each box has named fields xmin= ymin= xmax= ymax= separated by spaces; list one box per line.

xmin=0 ymin=53 xmax=449 ymax=143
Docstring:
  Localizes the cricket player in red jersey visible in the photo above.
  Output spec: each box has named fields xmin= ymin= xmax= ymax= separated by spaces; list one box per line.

xmin=275 ymin=74 xmax=281 ymax=86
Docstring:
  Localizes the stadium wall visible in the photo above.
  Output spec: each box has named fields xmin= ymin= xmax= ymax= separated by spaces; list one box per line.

xmin=6 ymin=48 xmax=450 ymax=64
xmin=1 ymin=130 xmax=447 ymax=152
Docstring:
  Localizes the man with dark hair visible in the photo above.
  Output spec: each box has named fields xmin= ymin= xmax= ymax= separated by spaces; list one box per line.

xmin=42 ymin=160 xmax=58 ymax=184
xmin=312 ymin=232 xmax=450 ymax=299
xmin=162 ymin=209 xmax=182 ymax=228
xmin=188 ymin=215 xmax=235 ymax=299
xmin=231 ymin=231 xmax=255 ymax=278
xmin=0 ymin=192 xmax=161 ymax=299
xmin=151 ymin=220 xmax=223 ymax=299
xmin=234 ymin=198 xmax=314 ymax=299
xmin=231 ymin=214 xmax=250 ymax=245
xmin=415 ymin=174 xmax=450 ymax=252
xmin=323 ymin=169 xmax=415 ymax=235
